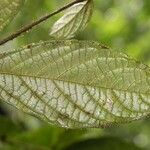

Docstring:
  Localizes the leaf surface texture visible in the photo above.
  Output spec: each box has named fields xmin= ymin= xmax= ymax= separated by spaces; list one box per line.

xmin=0 ymin=40 xmax=150 ymax=128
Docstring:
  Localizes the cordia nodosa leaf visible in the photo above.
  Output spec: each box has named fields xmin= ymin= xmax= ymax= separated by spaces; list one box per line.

xmin=0 ymin=40 xmax=149 ymax=128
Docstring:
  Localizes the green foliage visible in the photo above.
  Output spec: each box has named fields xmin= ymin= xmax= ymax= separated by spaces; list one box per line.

xmin=0 ymin=0 xmax=150 ymax=150
xmin=0 ymin=115 xmax=22 ymax=137
xmin=0 ymin=0 xmax=24 ymax=31
xmin=65 ymin=137 xmax=143 ymax=150
xmin=12 ymin=126 xmax=88 ymax=150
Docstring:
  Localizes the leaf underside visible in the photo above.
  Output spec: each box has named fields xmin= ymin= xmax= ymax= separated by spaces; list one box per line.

xmin=50 ymin=0 xmax=93 ymax=39
xmin=0 ymin=0 xmax=24 ymax=31
xmin=0 ymin=40 xmax=150 ymax=128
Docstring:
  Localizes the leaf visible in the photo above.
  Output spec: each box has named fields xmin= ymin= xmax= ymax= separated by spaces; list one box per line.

xmin=50 ymin=0 xmax=93 ymax=39
xmin=12 ymin=125 xmax=63 ymax=150
xmin=0 ymin=40 xmax=150 ymax=128
xmin=0 ymin=0 xmax=25 ymax=31
xmin=55 ymin=129 xmax=89 ymax=150
xmin=12 ymin=125 xmax=87 ymax=150
xmin=64 ymin=137 xmax=143 ymax=150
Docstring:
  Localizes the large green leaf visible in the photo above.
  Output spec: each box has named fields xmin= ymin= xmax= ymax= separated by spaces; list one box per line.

xmin=0 ymin=40 xmax=149 ymax=128
xmin=50 ymin=0 xmax=93 ymax=39
xmin=0 ymin=0 xmax=24 ymax=31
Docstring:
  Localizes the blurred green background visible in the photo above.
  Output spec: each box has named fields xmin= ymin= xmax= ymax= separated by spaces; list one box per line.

xmin=0 ymin=0 xmax=150 ymax=150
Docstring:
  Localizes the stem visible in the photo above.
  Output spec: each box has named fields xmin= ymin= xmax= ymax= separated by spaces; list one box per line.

xmin=0 ymin=0 xmax=86 ymax=46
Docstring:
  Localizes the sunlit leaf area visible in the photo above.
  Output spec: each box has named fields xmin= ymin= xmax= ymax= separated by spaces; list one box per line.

xmin=0 ymin=0 xmax=150 ymax=150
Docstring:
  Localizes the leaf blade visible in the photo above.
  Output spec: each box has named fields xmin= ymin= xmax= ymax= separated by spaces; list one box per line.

xmin=50 ymin=0 xmax=93 ymax=39
xmin=0 ymin=40 xmax=150 ymax=128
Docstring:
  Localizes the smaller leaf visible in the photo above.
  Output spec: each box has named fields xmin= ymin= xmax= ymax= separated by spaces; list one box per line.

xmin=50 ymin=0 xmax=93 ymax=39
xmin=0 ymin=0 xmax=25 ymax=31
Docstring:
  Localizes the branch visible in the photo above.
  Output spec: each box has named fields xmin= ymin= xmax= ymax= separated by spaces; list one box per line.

xmin=0 ymin=0 xmax=86 ymax=46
